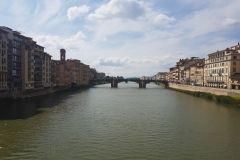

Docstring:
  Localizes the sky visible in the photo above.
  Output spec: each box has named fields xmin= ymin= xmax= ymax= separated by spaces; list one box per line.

xmin=1 ymin=0 xmax=240 ymax=77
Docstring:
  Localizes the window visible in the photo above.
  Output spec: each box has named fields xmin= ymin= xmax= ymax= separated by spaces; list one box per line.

xmin=233 ymin=67 xmax=236 ymax=72
xmin=233 ymin=62 xmax=236 ymax=65
xmin=222 ymin=63 xmax=224 ymax=66
xmin=233 ymin=56 xmax=237 ymax=59
xmin=13 ymin=70 xmax=17 ymax=75
xmin=226 ymin=56 xmax=228 ymax=60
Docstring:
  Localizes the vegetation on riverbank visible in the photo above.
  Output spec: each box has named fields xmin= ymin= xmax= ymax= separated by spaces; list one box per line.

xmin=90 ymin=81 xmax=109 ymax=86
xmin=168 ymin=87 xmax=240 ymax=106
xmin=155 ymin=82 xmax=167 ymax=88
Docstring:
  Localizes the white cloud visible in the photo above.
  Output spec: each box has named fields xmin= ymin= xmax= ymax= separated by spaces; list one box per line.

xmin=35 ymin=31 xmax=89 ymax=60
xmin=74 ymin=31 xmax=86 ymax=39
xmin=92 ymin=55 xmax=182 ymax=67
xmin=87 ymin=0 xmax=146 ymax=21
xmin=36 ymin=0 xmax=62 ymax=25
xmin=153 ymin=14 xmax=175 ymax=25
xmin=223 ymin=18 xmax=239 ymax=26
xmin=67 ymin=5 xmax=90 ymax=20
xmin=102 ymin=38 xmax=108 ymax=42
xmin=91 ymin=54 xmax=185 ymax=77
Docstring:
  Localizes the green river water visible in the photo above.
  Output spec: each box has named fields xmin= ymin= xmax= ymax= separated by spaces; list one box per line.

xmin=0 ymin=82 xmax=240 ymax=160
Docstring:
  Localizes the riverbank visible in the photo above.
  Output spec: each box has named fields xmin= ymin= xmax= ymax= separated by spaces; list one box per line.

xmin=0 ymin=81 xmax=110 ymax=100
xmin=165 ymin=83 xmax=240 ymax=106
xmin=90 ymin=81 xmax=109 ymax=86
xmin=0 ymin=84 xmax=90 ymax=100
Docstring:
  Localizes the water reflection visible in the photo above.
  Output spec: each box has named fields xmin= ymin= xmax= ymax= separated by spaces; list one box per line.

xmin=0 ymin=90 xmax=87 ymax=120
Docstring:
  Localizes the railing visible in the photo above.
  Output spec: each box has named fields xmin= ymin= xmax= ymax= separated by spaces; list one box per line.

xmin=2 ymin=44 xmax=6 ymax=48
xmin=206 ymin=80 xmax=225 ymax=83
xmin=34 ymin=55 xmax=42 ymax=59
xmin=34 ymin=62 xmax=42 ymax=66
xmin=13 ymin=36 xmax=22 ymax=42
xmin=231 ymin=76 xmax=240 ymax=79
xmin=34 ymin=68 xmax=42 ymax=72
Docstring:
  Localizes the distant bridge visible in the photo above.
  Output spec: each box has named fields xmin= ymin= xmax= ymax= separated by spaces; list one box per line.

xmin=89 ymin=78 xmax=168 ymax=88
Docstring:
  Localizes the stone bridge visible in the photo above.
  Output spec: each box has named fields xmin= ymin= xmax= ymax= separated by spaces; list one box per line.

xmin=89 ymin=78 xmax=169 ymax=88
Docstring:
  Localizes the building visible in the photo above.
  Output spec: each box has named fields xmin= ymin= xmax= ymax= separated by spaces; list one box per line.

xmin=189 ymin=61 xmax=204 ymax=85
xmin=51 ymin=49 xmax=90 ymax=88
xmin=33 ymin=45 xmax=51 ymax=89
xmin=175 ymin=57 xmax=205 ymax=84
xmin=169 ymin=67 xmax=178 ymax=82
xmin=65 ymin=59 xmax=81 ymax=85
xmin=0 ymin=27 xmax=8 ymax=91
xmin=90 ymin=68 xmax=97 ymax=79
xmin=96 ymin=72 xmax=106 ymax=79
xmin=0 ymin=26 xmax=51 ymax=92
xmin=204 ymin=43 xmax=240 ymax=89
xmin=155 ymin=72 xmax=168 ymax=81
xmin=80 ymin=62 xmax=90 ymax=85
xmin=51 ymin=49 xmax=71 ymax=88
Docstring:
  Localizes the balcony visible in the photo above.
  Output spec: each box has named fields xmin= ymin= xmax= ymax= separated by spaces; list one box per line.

xmin=218 ymin=72 xmax=223 ymax=76
xmin=2 ymin=44 xmax=6 ymax=49
xmin=23 ymin=41 xmax=32 ymax=46
xmin=34 ymin=69 xmax=42 ymax=73
xmin=206 ymin=80 xmax=225 ymax=83
xmin=12 ymin=77 xmax=21 ymax=81
xmin=34 ymin=62 xmax=42 ymax=66
xmin=230 ymin=76 xmax=240 ymax=81
xmin=34 ymin=77 xmax=42 ymax=82
xmin=34 ymin=55 xmax=42 ymax=60
xmin=13 ymin=66 xmax=21 ymax=70
xmin=12 ymin=59 xmax=21 ymax=62
xmin=13 ymin=36 xmax=22 ymax=42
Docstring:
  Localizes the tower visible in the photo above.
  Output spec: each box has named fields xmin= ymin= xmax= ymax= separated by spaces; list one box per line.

xmin=60 ymin=49 xmax=66 ymax=62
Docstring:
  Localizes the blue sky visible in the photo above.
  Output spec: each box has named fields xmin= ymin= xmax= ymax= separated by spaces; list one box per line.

xmin=1 ymin=0 xmax=239 ymax=77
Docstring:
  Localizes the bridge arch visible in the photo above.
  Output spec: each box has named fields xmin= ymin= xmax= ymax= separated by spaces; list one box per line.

xmin=89 ymin=79 xmax=169 ymax=88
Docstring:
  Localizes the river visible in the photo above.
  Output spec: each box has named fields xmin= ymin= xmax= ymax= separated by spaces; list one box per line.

xmin=1 ymin=82 xmax=240 ymax=159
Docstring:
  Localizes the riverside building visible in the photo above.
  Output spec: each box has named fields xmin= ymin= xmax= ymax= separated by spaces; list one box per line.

xmin=175 ymin=57 xmax=205 ymax=84
xmin=0 ymin=26 xmax=51 ymax=92
xmin=204 ymin=43 xmax=240 ymax=89
xmin=51 ymin=49 xmax=90 ymax=88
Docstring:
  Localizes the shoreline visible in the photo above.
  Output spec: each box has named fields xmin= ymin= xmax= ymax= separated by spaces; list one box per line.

xmin=156 ymin=82 xmax=240 ymax=107
xmin=0 ymin=82 xmax=109 ymax=101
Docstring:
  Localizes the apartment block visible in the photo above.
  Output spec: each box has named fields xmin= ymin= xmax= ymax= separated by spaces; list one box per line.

xmin=96 ymin=72 xmax=106 ymax=79
xmin=90 ymin=68 xmax=97 ymax=79
xmin=0 ymin=26 xmax=52 ymax=92
xmin=204 ymin=43 xmax=240 ymax=89
xmin=175 ymin=57 xmax=205 ymax=84
xmin=0 ymin=28 xmax=8 ymax=90
xmin=65 ymin=59 xmax=81 ymax=85
xmin=169 ymin=67 xmax=178 ymax=82
xmin=51 ymin=49 xmax=70 ymax=87
xmin=189 ymin=61 xmax=204 ymax=85
xmin=33 ymin=45 xmax=51 ymax=89
xmin=81 ymin=62 xmax=90 ymax=85
xmin=157 ymin=72 xmax=168 ymax=81
xmin=51 ymin=49 xmax=90 ymax=87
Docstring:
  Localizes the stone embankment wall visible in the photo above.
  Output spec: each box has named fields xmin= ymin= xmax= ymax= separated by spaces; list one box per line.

xmin=0 ymin=88 xmax=55 ymax=99
xmin=0 ymin=85 xmax=88 ymax=99
xmin=169 ymin=83 xmax=240 ymax=97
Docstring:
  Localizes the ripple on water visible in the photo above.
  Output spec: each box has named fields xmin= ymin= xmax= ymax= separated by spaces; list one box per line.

xmin=1 ymin=83 xmax=240 ymax=159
